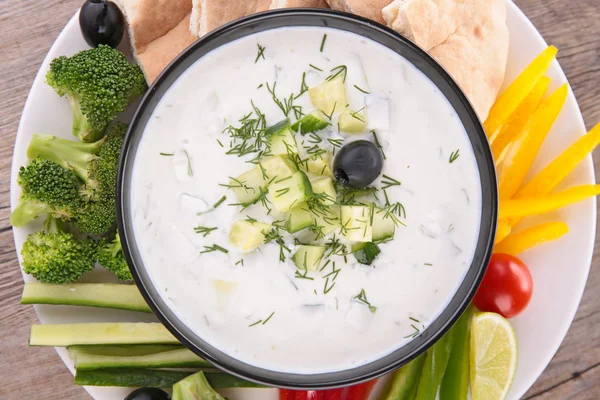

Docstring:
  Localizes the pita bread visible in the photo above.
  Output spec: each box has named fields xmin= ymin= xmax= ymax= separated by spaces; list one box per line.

xmin=190 ymin=0 xmax=272 ymax=37
xmin=270 ymin=0 xmax=330 ymax=7
xmin=325 ymin=0 xmax=394 ymax=24
xmin=383 ymin=0 xmax=509 ymax=120
xmin=114 ymin=0 xmax=197 ymax=83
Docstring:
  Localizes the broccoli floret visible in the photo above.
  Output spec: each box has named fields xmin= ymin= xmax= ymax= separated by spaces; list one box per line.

xmin=46 ymin=45 xmax=146 ymax=142
xmin=10 ymin=158 xmax=81 ymax=227
xmin=26 ymin=123 xmax=127 ymax=235
xmin=97 ymin=233 xmax=132 ymax=280
xmin=21 ymin=217 xmax=97 ymax=284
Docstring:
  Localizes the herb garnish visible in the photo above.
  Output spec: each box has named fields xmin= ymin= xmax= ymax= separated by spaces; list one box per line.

xmin=320 ymin=34 xmax=327 ymax=52
xmin=354 ymin=84 xmax=370 ymax=94
xmin=296 ymin=72 xmax=309 ymax=99
xmin=309 ymin=63 xmax=323 ymax=71
xmin=295 ymin=269 xmax=314 ymax=280
xmin=159 ymin=152 xmax=174 ymax=156
xmin=200 ymin=244 xmax=229 ymax=254
xmin=372 ymin=131 xmax=387 ymax=160
xmin=266 ymin=81 xmax=295 ymax=117
xmin=449 ymin=149 xmax=460 ymax=163
xmin=381 ymin=175 xmax=401 ymax=189
xmin=262 ymin=311 xmax=275 ymax=324
xmin=255 ymin=44 xmax=266 ymax=63
xmin=222 ymin=101 xmax=268 ymax=158
xmin=235 ymin=259 xmax=244 ymax=266
xmin=326 ymin=65 xmax=348 ymax=83
xmin=183 ymin=149 xmax=193 ymax=176
xmin=353 ymin=289 xmax=377 ymax=313
xmin=213 ymin=195 xmax=227 ymax=209
xmin=216 ymin=139 xmax=224 ymax=148
xmin=193 ymin=226 xmax=218 ymax=237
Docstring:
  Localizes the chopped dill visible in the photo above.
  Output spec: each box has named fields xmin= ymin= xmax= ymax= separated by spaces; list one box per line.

xmin=255 ymin=43 xmax=266 ymax=63
xmin=193 ymin=226 xmax=218 ymax=237
xmin=372 ymin=131 xmax=387 ymax=160
xmin=449 ymin=149 xmax=460 ymax=163
xmin=309 ymin=63 xmax=323 ymax=71
xmin=353 ymin=289 xmax=377 ymax=313
xmin=354 ymin=84 xmax=370 ymax=94
xmin=213 ymin=195 xmax=227 ymax=209
xmin=235 ymin=259 xmax=244 ymax=266
xmin=266 ymin=81 xmax=295 ymax=117
xmin=295 ymin=72 xmax=309 ymax=99
xmin=320 ymin=34 xmax=327 ymax=52
xmin=159 ymin=152 xmax=174 ymax=156
xmin=200 ymin=244 xmax=229 ymax=254
xmin=262 ymin=311 xmax=275 ymax=324
xmin=326 ymin=65 xmax=348 ymax=83
xmin=381 ymin=174 xmax=401 ymax=189
xmin=216 ymin=139 xmax=224 ymax=148
xmin=183 ymin=149 xmax=193 ymax=176
xmin=295 ymin=269 xmax=314 ymax=280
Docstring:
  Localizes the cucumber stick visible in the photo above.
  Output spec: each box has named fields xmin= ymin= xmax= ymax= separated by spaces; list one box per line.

xmin=74 ymin=348 xmax=210 ymax=370
xmin=414 ymin=326 xmax=455 ymax=400
xmin=67 ymin=344 xmax=184 ymax=358
xmin=440 ymin=307 xmax=473 ymax=400
xmin=29 ymin=323 xmax=179 ymax=346
xmin=378 ymin=353 xmax=425 ymax=400
xmin=21 ymin=283 xmax=151 ymax=313
xmin=74 ymin=368 xmax=264 ymax=388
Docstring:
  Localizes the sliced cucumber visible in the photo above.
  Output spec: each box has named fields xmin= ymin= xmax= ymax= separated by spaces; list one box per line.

xmin=340 ymin=205 xmax=373 ymax=242
xmin=21 ymin=283 xmax=151 ymax=313
xmin=74 ymin=368 xmax=264 ymax=388
xmin=291 ymin=110 xmax=330 ymax=134
xmin=67 ymin=345 xmax=184 ymax=359
xmin=352 ymin=242 xmax=381 ymax=265
xmin=267 ymin=119 xmax=298 ymax=155
xmin=74 ymin=348 xmax=210 ymax=371
xmin=339 ymin=109 xmax=367 ymax=133
xmin=268 ymin=171 xmax=313 ymax=212
xmin=230 ymin=167 xmax=265 ymax=204
xmin=372 ymin=208 xmax=396 ymax=241
xmin=293 ymin=245 xmax=326 ymax=271
xmin=229 ymin=219 xmax=271 ymax=252
xmin=310 ymin=176 xmax=336 ymax=205
xmin=260 ymin=155 xmax=297 ymax=183
xmin=285 ymin=205 xmax=314 ymax=233
xmin=29 ymin=323 xmax=178 ymax=346
xmin=302 ymin=151 xmax=333 ymax=177
xmin=309 ymin=76 xmax=347 ymax=115
xmin=314 ymin=205 xmax=341 ymax=235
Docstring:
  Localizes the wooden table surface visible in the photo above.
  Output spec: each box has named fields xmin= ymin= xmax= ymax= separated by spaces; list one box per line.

xmin=1 ymin=0 xmax=599 ymax=399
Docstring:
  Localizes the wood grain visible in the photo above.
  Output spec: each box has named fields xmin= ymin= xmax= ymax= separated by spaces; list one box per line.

xmin=0 ymin=0 xmax=599 ymax=399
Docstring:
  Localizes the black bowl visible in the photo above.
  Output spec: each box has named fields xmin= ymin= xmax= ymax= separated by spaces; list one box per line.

xmin=117 ymin=8 xmax=497 ymax=389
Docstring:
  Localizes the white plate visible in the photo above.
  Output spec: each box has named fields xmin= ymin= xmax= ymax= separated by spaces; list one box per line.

xmin=11 ymin=2 xmax=596 ymax=399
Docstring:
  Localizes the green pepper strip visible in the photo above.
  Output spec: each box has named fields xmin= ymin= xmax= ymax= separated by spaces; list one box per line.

xmin=439 ymin=306 xmax=473 ymax=400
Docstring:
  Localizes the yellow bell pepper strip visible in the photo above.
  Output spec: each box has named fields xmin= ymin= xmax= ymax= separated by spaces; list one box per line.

xmin=495 ymin=220 xmax=512 ymax=244
xmin=378 ymin=353 xmax=426 ymax=400
xmin=505 ymin=123 xmax=600 ymax=228
xmin=490 ymin=77 xmax=550 ymax=161
xmin=439 ymin=306 xmax=474 ymax=400
xmin=414 ymin=327 xmax=455 ymax=400
xmin=517 ymin=123 xmax=600 ymax=198
xmin=484 ymin=46 xmax=557 ymax=138
xmin=499 ymin=184 xmax=600 ymax=219
xmin=497 ymin=84 xmax=568 ymax=200
xmin=494 ymin=222 xmax=569 ymax=255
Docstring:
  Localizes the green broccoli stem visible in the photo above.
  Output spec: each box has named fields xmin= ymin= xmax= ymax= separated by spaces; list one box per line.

xmin=108 ymin=233 xmax=123 ymax=256
xmin=10 ymin=199 xmax=53 ymax=227
xmin=27 ymin=134 xmax=104 ymax=183
xmin=67 ymin=94 xmax=101 ymax=143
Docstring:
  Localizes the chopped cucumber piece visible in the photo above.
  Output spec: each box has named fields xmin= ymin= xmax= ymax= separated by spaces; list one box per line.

xmin=293 ymin=245 xmax=326 ymax=271
xmin=173 ymin=372 xmax=226 ymax=400
xmin=339 ymin=109 xmax=367 ymax=133
xmin=29 ymin=323 xmax=178 ymax=346
xmin=372 ymin=208 xmax=396 ymax=241
xmin=67 ymin=345 xmax=184 ymax=359
xmin=74 ymin=368 xmax=264 ymax=388
xmin=260 ymin=155 xmax=297 ymax=183
xmin=74 ymin=348 xmax=210 ymax=371
xmin=302 ymin=151 xmax=333 ymax=177
xmin=291 ymin=110 xmax=330 ymax=134
xmin=230 ymin=167 xmax=265 ymax=204
xmin=314 ymin=205 xmax=341 ymax=235
xmin=352 ymin=242 xmax=381 ymax=265
xmin=309 ymin=76 xmax=347 ymax=115
xmin=341 ymin=205 xmax=373 ymax=242
xmin=310 ymin=176 xmax=336 ymax=205
xmin=20 ymin=283 xmax=151 ymax=313
xmin=229 ymin=220 xmax=271 ymax=252
xmin=267 ymin=119 xmax=298 ymax=155
xmin=285 ymin=205 xmax=314 ymax=233
xmin=268 ymin=171 xmax=313 ymax=212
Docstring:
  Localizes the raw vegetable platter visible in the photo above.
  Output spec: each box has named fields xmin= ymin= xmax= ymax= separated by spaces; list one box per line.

xmin=10 ymin=1 xmax=597 ymax=400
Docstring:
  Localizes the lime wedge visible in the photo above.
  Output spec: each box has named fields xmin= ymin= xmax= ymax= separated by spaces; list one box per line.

xmin=470 ymin=312 xmax=518 ymax=400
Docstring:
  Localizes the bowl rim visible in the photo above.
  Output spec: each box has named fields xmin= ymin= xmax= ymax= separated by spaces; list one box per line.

xmin=117 ymin=8 xmax=498 ymax=389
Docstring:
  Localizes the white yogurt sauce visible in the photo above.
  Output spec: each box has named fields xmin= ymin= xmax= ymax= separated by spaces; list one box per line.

xmin=130 ymin=27 xmax=482 ymax=373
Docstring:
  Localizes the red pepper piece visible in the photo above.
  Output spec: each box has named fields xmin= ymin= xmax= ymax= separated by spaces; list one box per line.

xmin=279 ymin=389 xmax=297 ymax=400
xmin=346 ymin=379 xmax=377 ymax=400
xmin=324 ymin=388 xmax=345 ymax=400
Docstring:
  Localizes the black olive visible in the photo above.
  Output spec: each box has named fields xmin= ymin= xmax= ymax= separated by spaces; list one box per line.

xmin=333 ymin=140 xmax=383 ymax=189
xmin=124 ymin=388 xmax=171 ymax=400
xmin=79 ymin=0 xmax=125 ymax=48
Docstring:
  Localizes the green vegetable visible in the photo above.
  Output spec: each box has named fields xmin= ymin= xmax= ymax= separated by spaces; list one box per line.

xmin=414 ymin=327 xmax=455 ymax=400
xmin=74 ymin=348 xmax=210 ymax=371
xmin=229 ymin=219 xmax=271 ymax=252
xmin=352 ymin=242 xmax=381 ymax=265
xmin=67 ymin=344 xmax=184 ymax=358
xmin=285 ymin=205 xmax=313 ymax=233
xmin=46 ymin=45 xmax=146 ymax=142
xmin=173 ymin=371 xmax=226 ymax=400
xmin=293 ymin=245 xmax=326 ymax=271
xmin=26 ymin=122 xmax=127 ymax=235
xmin=440 ymin=307 xmax=473 ymax=400
xmin=29 ymin=322 xmax=178 ymax=346
xmin=267 ymin=119 xmax=298 ymax=155
xmin=268 ymin=171 xmax=313 ymax=212
xmin=74 ymin=368 xmax=265 ymax=388
xmin=97 ymin=233 xmax=132 ymax=280
xmin=372 ymin=209 xmax=396 ymax=241
xmin=10 ymin=158 xmax=81 ymax=227
xmin=378 ymin=353 xmax=425 ymax=400
xmin=291 ymin=110 xmax=329 ymax=134
xmin=20 ymin=217 xmax=97 ymax=284
xmin=20 ymin=283 xmax=150 ymax=312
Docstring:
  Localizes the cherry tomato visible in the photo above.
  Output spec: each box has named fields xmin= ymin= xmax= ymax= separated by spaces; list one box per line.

xmin=473 ymin=253 xmax=533 ymax=318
